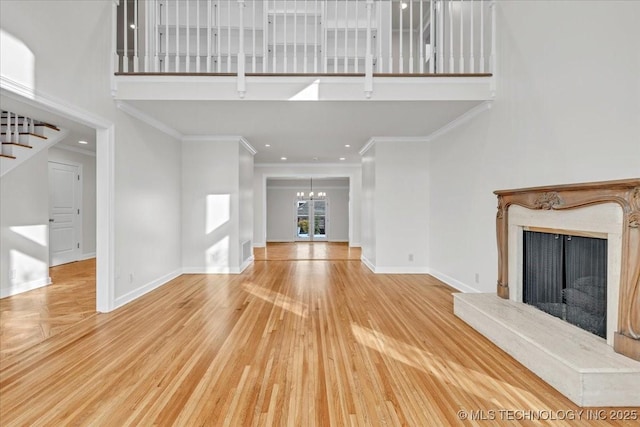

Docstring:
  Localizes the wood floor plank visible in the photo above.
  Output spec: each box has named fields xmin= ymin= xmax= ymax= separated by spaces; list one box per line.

xmin=0 ymin=250 xmax=637 ymax=425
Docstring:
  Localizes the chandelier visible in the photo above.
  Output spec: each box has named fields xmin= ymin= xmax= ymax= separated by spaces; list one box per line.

xmin=297 ymin=178 xmax=326 ymax=200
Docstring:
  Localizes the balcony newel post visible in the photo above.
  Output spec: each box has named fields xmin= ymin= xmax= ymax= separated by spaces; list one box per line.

xmin=123 ymin=0 xmax=129 ymax=72
xmin=490 ymin=0 xmax=497 ymax=94
xmin=365 ymin=0 xmax=374 ymax=98
xmin=144 ymin=0 xmax=150 ymax=71
xmin=237 ymin=0 xmax=246 ymax=98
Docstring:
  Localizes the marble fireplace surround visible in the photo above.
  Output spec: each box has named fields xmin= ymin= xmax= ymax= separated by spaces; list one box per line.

xmin=454 ymin=179 xmax=640 ymax=406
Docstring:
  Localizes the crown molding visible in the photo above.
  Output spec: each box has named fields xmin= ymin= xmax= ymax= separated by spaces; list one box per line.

xmin=52 ymin=143 xmax=97 ymax=157
xmin=182 ymin=135 xmax=257 ymax=156
xmin=428 ymin=100 xmax=493 ymax=142
xmin=359 ymin=136 xmax=431 ymax=156
xmin=115 ymin=101 xmax=183 ymax=140
xmin=255 ymin=162 xmax=361 ymax=168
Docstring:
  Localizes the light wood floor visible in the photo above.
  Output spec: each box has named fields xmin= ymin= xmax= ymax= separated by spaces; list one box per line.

xmin=254 ymin=242 xmax=361 ymax=261
xmin=1 ymin=258 xmax=637 ymax=425
xmin=0 ymin=259 xmax=96 ymax=361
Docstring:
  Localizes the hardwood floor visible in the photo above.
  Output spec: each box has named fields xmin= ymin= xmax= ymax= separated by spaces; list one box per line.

xmin=254 ymin=242 xmax=361 ymax=261
xmin=0 ymin=259 xmax=96 ymax=361
xmin=0 ymin=258 xmax=636 ymax=425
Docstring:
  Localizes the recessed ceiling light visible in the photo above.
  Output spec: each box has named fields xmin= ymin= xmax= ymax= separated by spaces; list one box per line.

xmin=265 ymin=144 xmax=271 ymax=147
xmin=339 ymin=157 xmax=346 ymax=161
xmin=280 ymin=157 xmax=287 ymax=160
xmin=345 ymin=144 xmax=351 ymax=148
xmin=313 ymin=157 xmax=319 ymax=161
xmin=78 ymin=140 xmax=88 ymax=145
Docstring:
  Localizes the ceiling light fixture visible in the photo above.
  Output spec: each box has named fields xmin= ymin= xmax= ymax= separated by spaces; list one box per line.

xmin=345 ymin=144 xmax=351 ymax=148
xmin=130 ymin=24 xmax=136 ymax=29
xmin=280 ymin=157 xmax=287 ymax=160
xmin=78 ymin=140 xmax=88 ymax=145
xmin=265 ymin=144 xmax=271 ymax=147
xmin=339 ymin=157 xmax=346 ymax=161
xmin=401 ymin=3 xmax=408 ymax=10
xmin=297 ymin=177 xmax=326 ymax=200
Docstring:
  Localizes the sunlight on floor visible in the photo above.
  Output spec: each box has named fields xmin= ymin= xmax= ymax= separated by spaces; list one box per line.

xmin=242 ymin=282 xmax=308 ymax=318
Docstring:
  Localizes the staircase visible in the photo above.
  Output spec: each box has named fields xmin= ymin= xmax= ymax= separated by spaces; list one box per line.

xmin=1 ymin=111 xmax=67 ymax=177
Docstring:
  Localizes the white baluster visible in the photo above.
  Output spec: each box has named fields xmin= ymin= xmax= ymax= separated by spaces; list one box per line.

xmin=207 ymin=0 xmax=212 ymax=72
xmin=314 ymin=0 xmax=319 ymax=73
xmin=419 ymin=0 xmax=424 ymax=73
xmin=480 ymin=0 xmax=485 ymax=73
xmin=399 ymin=0 xmax=403 ymax=73
xmin=272 ymin=2 xmax=276 ymax=72
xmin=438 ymin=0 xmax=444 ymax=72
xmin=322 ymin=0 xmax=327 ymax=72
xmin=252 ymin=0 xmax=256 ymax=72
xmin=293 ymin=0 xmax=297 ymax=73
xmin=217 ymin=1 xmax=222 ymax=72
xmin=448 ymin=0 xmax=454 ymax=72
xmin=470 ymin=0 xmax=475 ymax=73
xmin=365 ymin=0 xmax=373 ymax=97
xmin=283 ymin=0 xmax=288 ymax=73
xmin=133 ymin=0 xmax=139 ymax=71
xmin=377 ymin=1 xmax=383 ymax=73
xmin=197 ymin=0 xmax=201 ymax=72
xmin=238 ymin=0 xmax=245 ymax=96
xmin=355 ymin=0 xmax=359 ymax=73
xmin=459 ymin=0 xmax=464 ymax=73
xmin=344 ymin=0 xmax=348 ymax=73
xmin=164 ymin=0 xmax=169 ymax=71
xmin=227 ymin=0 xmax=231 ymax=73
xmin=334 ymin=0 xmax=338 ymax=73
xmin=409 ymin=0 xmax=414 ymax=73
xmin=144 ymin=0 xmax=149 ymax=71
xmin=154 ymin=0 xmax=160 ymax=71
xmin=304 ymin=0 xmax=308 ymax=73
xmin=12 ymin=113 xmax=17 ymax=143
xmin=175 ymin=0 xmax=180 ymax=72
xmin=388 ymin=0 xmax=392 ymax=72
xmin=186 ymin=0 xmax=190 ymax=72
xmin=123 ymin=0 xmax=129 ymax=72
xmin=429 ymin=0 xmax=434 ymax=73
xmin=263 ymin=0 xmax=269 ymax=72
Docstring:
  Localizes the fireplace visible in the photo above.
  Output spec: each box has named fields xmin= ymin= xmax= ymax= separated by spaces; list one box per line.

xmin=453 ymin=179 xmax=640 ymax=407
xmin=496 ymin=179 xmax=640 ymax=360
xmin=523 ymin=230 xmax=607 ymax=338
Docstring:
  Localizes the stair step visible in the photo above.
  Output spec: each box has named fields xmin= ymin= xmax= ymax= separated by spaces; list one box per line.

xmin=0 ymin=132 xmax=47 ymax=139
xmin=2 ymin=142 xmax=33 ymax=149
xmin=0 ymin=154 xmax=17 ymax=159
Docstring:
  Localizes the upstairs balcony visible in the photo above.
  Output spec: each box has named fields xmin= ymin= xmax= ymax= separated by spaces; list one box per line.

xmin=113 ymin=0 xmax=496 ymax=101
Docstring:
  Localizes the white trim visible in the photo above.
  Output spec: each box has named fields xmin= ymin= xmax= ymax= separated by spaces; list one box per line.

xmin=255 ymin=162 xmax=361 ymax=168
xmin=116 ymin=101 xmax=183 ymax=139
xmin=266 ymin=239 xmax=294 ymax=243
xmin=361 ymin=255 xmax=376 ymax=272
xmin=182 ymin=267 xmax=243 ymax=274
xmin=52 ymin=144 xmax=96 ymax=158
xmin=266 ymin=185 xmax=349 ymax=190
xmin=359 ymin=136 xmax=431 ymax=156
xmin=2 ymin=76 xmax=116 ymax=314
xmin=239 ymin=255 xmax=254 ymax=273
xmin=113 ymin=268 xmax=182 ymax=309
xmin=79 ymin=252 xmax=97 ymax=261
xmin=0 ymin=276 xmax=51 ymax=299
xmin=253 ymin=242 xmax=266 ymax=248
xmin=182 ymin=135 xmax=257 ymax=155
xmin=428 ymin=100 xmax=493 ymax=141
xmin=374 ymin=266 xmax=432 ymax=274
xmin=429 ymin=268 xmax=481 ymax=293
xmin=0 ymin=78 xmax=112 ymax=129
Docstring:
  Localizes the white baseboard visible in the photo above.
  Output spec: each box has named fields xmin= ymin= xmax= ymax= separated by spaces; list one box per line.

xmin=374 ymin=266 xmax=431 ymax=274
xmin=253 ymin=242 xmax=266 ymax=248
xmin=266 ymin=239 xmax=294 ymax=243
xmin=79 ymin=252 xmax=96 ymax=261
xmin=113 ymin=268 xmax=182 ymax=309
xmin=361 ymin=256 xmax=376 ymax=272
xmin=182 ymin=265 xmax=242 ymax=274
xmin=239 ymin=256 xmax=254 ymax=273
xmin=429 ymin=268 xmax=480 ymax=293
xmin=0 ymin=276 xmax=52 ymax=299
xmin=329 ymin=239 xmax=349 ymax=243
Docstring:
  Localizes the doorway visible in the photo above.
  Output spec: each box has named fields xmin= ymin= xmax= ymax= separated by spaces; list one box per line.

xmin=295 ymin=199 xmax=327 ymax=241
xmin=48 ymin=161 xmax=82 ymax=266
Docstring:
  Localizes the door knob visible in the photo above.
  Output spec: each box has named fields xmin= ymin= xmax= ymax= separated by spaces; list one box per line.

xmin=49 ymin=219 xmax=54 ymax=222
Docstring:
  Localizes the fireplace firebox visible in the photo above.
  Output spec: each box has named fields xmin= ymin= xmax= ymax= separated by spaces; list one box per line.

xmin=523 ymin=231 xmax=607 ymax=338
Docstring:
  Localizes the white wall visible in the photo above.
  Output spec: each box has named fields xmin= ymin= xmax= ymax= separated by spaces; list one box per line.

xmin=266 ymin=179 xmax=350 ymax=242
xmin=254 ymin=164 xmax=362 ymax=247
xmin=182 ymin=138 xmax=254 ymax=273
xmin=428 ymin=1 xmax=640 ymax=294
xmin=48 ymin=146 xmax=97 ymax=258
xmin=114 ymin=111 xmax=182 ymax=304
xmin=360 ymin=139 xmax=430 ymax=273
xmin=2 ymin=0 xmax=184 ymax=309
xmin=0 ymin=150 xmax=50 ymax=297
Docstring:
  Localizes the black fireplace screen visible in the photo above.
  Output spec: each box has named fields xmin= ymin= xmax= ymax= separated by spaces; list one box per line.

xmin=523 ymin=231 xmax=607 ymax=338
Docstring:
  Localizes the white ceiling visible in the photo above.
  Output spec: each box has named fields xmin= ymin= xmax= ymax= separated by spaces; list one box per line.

xmin=128 ymin=100 xmax=482 ymax=164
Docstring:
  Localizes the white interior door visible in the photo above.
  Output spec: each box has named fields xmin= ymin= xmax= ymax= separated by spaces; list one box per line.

xmin=49 ymin=162 xmax=81 ymax=266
